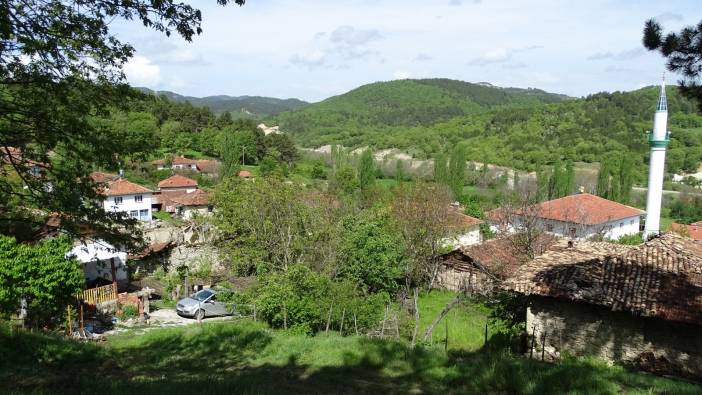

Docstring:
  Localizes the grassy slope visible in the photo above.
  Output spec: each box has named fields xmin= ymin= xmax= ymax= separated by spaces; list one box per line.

xmin=1 ymin=320 xmax=699 ymax=395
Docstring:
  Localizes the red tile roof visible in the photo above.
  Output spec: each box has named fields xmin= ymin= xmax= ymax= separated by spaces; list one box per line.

xmin=447 ymin=205 xmax=483 ymax=231
xmin=158 ymin=174 xmax=198 ymax=189
xmin=90 ymin=171 xmax=118 ymax=184
xmin=152 ymin=156 xmax=200 ymax=166
xmin=670 ymin=223 xmax=702 ymax=241
xmin=195 ymin=159 xmax=220 ymax=174
xmin=238 ymin=170 xmax=253 ymax=178
xmin=103 ymin=179 xmax=152 ymax=196
xmin=171 ymin=189 xmax=209 ymax=206
xmin=506 ymin=233 xmax=702 ymax=325
xmin=488 ymin=193 xmax=644 ymax=226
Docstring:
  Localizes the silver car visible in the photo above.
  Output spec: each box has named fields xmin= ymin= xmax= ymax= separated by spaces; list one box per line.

xmin=176 ymin=289 xmax=230 ymax=320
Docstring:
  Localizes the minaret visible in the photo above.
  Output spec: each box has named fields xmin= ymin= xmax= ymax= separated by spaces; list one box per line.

xmin=643 ymin=78 xmax=670 ymax=239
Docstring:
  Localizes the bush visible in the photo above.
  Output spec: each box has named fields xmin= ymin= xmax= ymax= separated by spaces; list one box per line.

xmin=119 ymin=305 xmax=138 ymax=320
xmin=612 ymin=232 xmax=644 ymax=245
xmin=251 ymin=265 xmax=389 ymax=334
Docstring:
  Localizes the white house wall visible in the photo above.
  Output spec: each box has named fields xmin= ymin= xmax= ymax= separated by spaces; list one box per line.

xmin=103 ymin=193 xmax=153 ymax=221
xmin=443 ymin=227 xmax=482 ymax=248
xmin=490 ymin=215 xmax=640 ymax=240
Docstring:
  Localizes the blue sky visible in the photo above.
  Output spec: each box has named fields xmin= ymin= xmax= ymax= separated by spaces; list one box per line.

xmin=113 ymin=0 xmax=698 ymax=102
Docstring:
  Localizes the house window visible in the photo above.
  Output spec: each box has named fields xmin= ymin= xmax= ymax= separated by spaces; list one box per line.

xmin=546 ymin=224 xmax=554 ymax=232
xmin=620 ymin=222 xmax=624 ymax=229
xmin=134 ymin=195 xmax=143 ymax=203
xmin=139 ymin=209 xmax=149 ymax=221
xmin=130 ymin=210 xmax=138 ymax=218
xmin=114 ymin=196 xmax=123 ymax=205
xmin=569 ymin=227 xmax=577 ymax=238
xmin=630 ymin=220 xmax=635 ymax=226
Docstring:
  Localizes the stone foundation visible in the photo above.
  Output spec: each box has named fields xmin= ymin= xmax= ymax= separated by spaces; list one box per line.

xmin=526 ymin=296 xmax=702 ymax=379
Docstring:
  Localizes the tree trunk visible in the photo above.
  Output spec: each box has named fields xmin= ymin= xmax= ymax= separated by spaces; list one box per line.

xmin=422 ymin=294 xmax=462 ymax=342
xmin=411 ymin=288 xmax=420 ymax=347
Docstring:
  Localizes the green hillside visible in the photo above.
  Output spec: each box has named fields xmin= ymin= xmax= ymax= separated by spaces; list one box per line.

xmin=137 ymin=87 xmax=308 ymax=117
xmin=271 ymin=79 xmax=702 ymax=176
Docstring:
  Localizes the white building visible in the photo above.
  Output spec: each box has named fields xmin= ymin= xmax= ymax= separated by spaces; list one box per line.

xmin=102 ymin=178 xmax=153 ymax=222
xmin=158 ymin=174 xmax=198 ymax=193
xmin=488 ymin=193 xmax=644 ymax=241
xmin=644 ymin=80 xmax=670 ymax=238
xmin=443 ymin=203 xmax=483 ymax=248
xmin=66 ymin=240 xmax=128 ymax=289
xmin=171 ymin=189 xmax=212 ymax=220
xmin=151 ymin=156 xmax=200 ymax=172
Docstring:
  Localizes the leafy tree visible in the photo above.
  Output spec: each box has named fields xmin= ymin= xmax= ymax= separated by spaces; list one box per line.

xmin=433 ymin=152 xmax=448 ymax=184
xmin=337 ymin=210 xmax=403 ymax=294
xmin=0 ymin=0 xmax=244 ymax=244
xmin=357 ymin=149 xmax=376 ymax=190
xmin=447 ymin=145 xmax=466 ymax=199
xmin=330 ymin=166 xmax=359 ymax=196
xmin=213 ymin=177 xmax=324 ymax=274
xmin=395 ymin=159 xmax=406 ymax=182
xmin=0 ymin=236 xmax=83 ymax=327
xmin=643 ymin=18 xmax=702 ymax=110
xmin=564 ymin=160 xmax=576 ymax=196
xmin=264 ymin=133 xmax=299 ymax=164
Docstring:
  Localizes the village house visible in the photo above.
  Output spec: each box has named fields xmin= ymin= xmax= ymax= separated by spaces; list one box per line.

xmin=487 ymin=193 xmax=644 ymax=240
xmin=66 ymin=239 xmax=128 ymax=290
xmin=170 ymin=189 xmax=211 ymax=220
xmin=151 ymin=156 xmax=220 ymax=176
xmin=444 ymin=203 xmax=483 ymax=247
xmin=505 ymin=233 xmax=702 ymax=378
xmin=158 ymin=174 xmax=198 ymax=193
xmin=97 ymin=176 xmax=153 ymax=222
xmin=437 ymin=234 xmax=557 ymax=294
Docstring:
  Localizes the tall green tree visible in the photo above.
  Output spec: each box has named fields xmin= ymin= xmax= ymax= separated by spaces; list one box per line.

xmin=564 ymin=159 xmax=576 ymax=197
xmin=357 ymin=149 xmax=376 ymax=190
xmin=596 ymin=159 xmax=612 ymax=198
xmin=433 ymin=152 xmax=448 ymax=184
xmin=0 ymin=236 xmax=83 ymax=327
xmin=447 ymin=146 xmax=466 ymax=199
xmin=643 ymin=18 xmax=702 ymax=110
xmin=0 ymin=0 xmax=244 ymax=245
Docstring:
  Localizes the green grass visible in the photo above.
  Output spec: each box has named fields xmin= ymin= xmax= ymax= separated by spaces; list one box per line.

xmin=417 ymin=289 xmax=495 ymax=350
xmin=1 ymin=320 xmax=699 ymax=394
xmin=152 ymin=210 xmax=184 ymax=225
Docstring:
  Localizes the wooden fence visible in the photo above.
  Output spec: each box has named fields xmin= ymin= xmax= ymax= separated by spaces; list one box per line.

xmin=81 ymin=283 xmax=118 ymax=306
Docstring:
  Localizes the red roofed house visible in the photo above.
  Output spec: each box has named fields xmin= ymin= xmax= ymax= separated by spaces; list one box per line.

xmin=487 ymin=193 xmax=644 ymax=240
xmin=670 ymin=222 xmax=702 ymax=241
xmin=158 ymin=174 xmax=198 ymax=193
xmin=444 ymin=203 xmax=484 ymax=247
xmin=238 ymin=170 xmax=253 ymax=178
xmin=100 ymin=177 xmax=153 ymax=222
xmin=506 ymin=233 xmax=702 ymax=378
xmin=170 ymin=189 xmax=211 ymax=219
xmin=151 ymin=156 xmax=200 ymax=172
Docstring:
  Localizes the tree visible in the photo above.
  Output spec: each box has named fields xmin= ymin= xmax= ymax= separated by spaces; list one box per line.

xmin=643 ymin=18 xmax=702 ymax=110
xmin=391 ymin=183 xmax=452 ymax=293
xmin=214 ymin=178 xmax=325 ymax=274
xmin=447 ymin=146 xmax=466 ymax=199
xmin=0 ymin=0 xmax=244 ymax=245
xmin=433 ymin=152 xmax=448 ymax=184
xmin=564 ymin=159 xmax=576 ymax=197
xmin=357 ymin=149 xmax=376 ymax=190
xmin=337 ymin=209 xmax=403 ymax=294
xmin=0 ymin=236 xmax=83 ymax=327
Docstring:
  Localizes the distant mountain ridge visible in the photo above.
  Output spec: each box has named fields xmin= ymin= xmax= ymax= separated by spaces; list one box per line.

xmin=136 ymin=87 xmax=308 ymax=117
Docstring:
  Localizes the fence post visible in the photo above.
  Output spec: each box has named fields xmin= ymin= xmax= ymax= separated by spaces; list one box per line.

xmin=444 ymin=318 xmax=449 ymax=353
xmin=339 ymin=308 xmax=346 ymax=334
xmin=541 ymin=329 xmax=547 ymax=361
xmin=66 ymin=305 xmax=72 ymax=337
xmin=530 ymin=325 xmax=536 ymax=359
xmin=79 ymin=301 xmax=85 ymax=337
xmin=325 ymin=305 xmax=333 ymax=333
xmin=354 ymin=313 xmax=359 ymax=336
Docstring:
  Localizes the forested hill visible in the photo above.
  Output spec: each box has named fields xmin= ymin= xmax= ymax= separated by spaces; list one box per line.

xmin=271 ymin=79 xmax=702 ymax=176
xmin=136 ymin=87 xmax=308 ymax=117
xmin=272 ymin=78 xmax=569 ymax=133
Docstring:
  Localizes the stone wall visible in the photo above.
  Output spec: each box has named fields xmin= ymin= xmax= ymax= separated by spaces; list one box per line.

xmin=526 ymin=296 xmax=702 ymax=379
xmin=435 ymin=266 xmax=497 ymax=294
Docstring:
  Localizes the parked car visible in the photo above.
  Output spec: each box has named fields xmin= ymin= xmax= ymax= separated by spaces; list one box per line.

xmin=176 ymin=289 xmax=230 ymax=320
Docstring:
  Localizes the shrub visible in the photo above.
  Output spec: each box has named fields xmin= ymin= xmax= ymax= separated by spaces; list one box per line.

xmin=119 ymin=305 xmax=138 ymax=320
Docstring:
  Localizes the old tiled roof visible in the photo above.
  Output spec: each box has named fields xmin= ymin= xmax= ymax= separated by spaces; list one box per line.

xmin=506 ymin=233 xmax=702 ymax=325
xmin=103 ymin=179 xmax=152 ymax=196
xmin=671 ymin=223 xmax=702 ymax=241
xmin=128 ymin=241 xmax=173 ymax=260
xmin=238 ymin=170 xmax=253 ymax=178
xmin=195 ymin=159 xmax=220 ymax=174
xmin=152 ymin=156 xmax=200 ymax=167
xmin=443 ymin=234 xmax=558 ymax=280
xmin=488 ymin=193 xmax=644 ymax=226
xmin=447 ymin=205 xmax=483 ymax=231
xmin=153 ymin=191 xmax=187 ymax=212
xmin=158 ymin=174 xmax=198 ymax=189
xmin=171 ymin=189 xmax=209 ymax=206
xmin=90 ymin=171 xmax=118 ymax=184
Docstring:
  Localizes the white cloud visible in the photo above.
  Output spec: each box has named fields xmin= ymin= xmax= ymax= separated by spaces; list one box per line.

xmin=330 ymin=26 xmax=382 ymax=46
xmin=588 ymin=48 xmax=645 ymax=61
xmin=414 ymin=53 xmax=433 ymax=61
xmin=289 ymin=50 xmax=327 ymax=68
xmin=124 ymin=56 xmax=160 ymax=87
